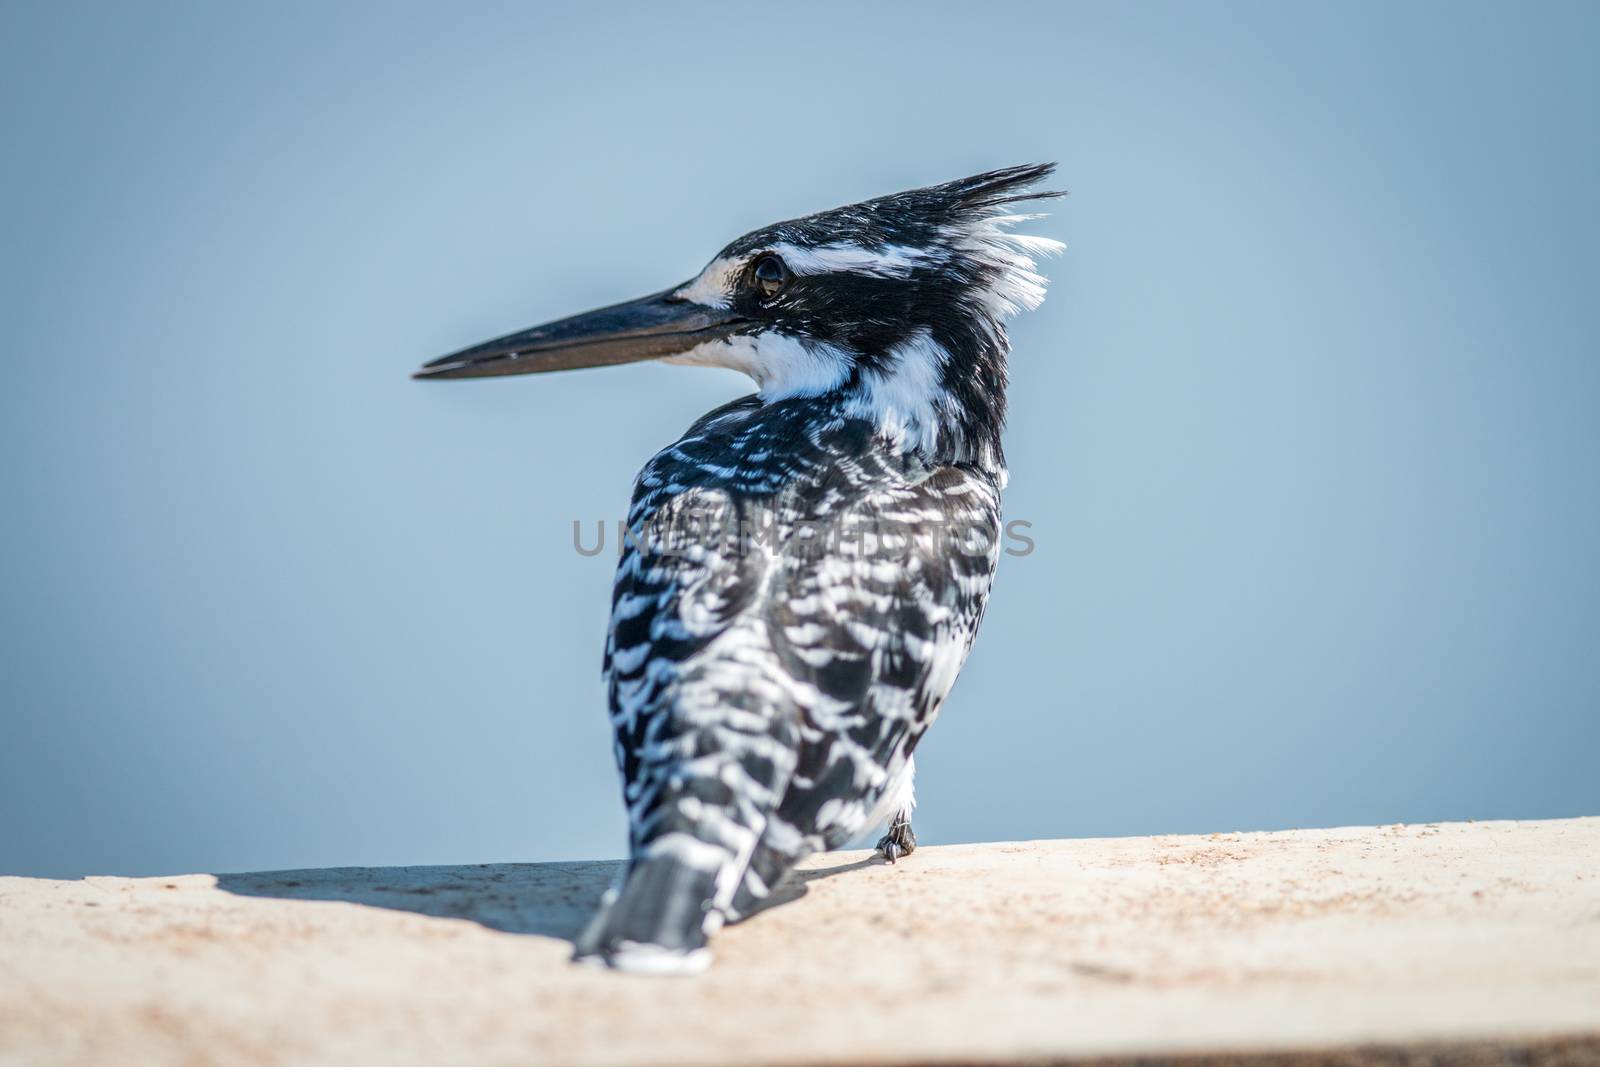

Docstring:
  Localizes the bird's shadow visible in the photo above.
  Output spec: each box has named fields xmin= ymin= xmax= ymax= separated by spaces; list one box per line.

xmin=215 ymin=852 xmax=880 ymax=946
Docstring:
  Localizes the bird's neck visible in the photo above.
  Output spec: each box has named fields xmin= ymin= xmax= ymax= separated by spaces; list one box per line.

xmin=814 ymin=329 xmax=1009 ymax=477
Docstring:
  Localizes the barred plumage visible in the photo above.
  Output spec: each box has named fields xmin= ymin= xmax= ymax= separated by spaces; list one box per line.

xmin=417 ymin=163 xmax=1064 ymax=974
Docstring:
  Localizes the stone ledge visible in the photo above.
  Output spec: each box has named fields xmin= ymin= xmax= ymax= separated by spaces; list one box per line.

xmin=2 ymin=818 xmax=1597 ymax=1066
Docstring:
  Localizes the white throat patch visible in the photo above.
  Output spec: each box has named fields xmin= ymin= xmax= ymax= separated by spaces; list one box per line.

xmin=664 ymin=332 xmax=850 ymax=402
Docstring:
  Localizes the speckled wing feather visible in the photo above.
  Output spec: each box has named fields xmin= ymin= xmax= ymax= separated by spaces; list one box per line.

xmin=583 ymin=393 xmax=1000 ymax=961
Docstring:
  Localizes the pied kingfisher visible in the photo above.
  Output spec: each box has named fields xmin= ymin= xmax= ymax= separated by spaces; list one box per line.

xmin=416 ymin=164 xmax=1063 ymax=973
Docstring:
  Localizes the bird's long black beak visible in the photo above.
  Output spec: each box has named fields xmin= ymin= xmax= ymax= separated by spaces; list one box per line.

xmin=414 ymin=287 xmax=743 ymax=380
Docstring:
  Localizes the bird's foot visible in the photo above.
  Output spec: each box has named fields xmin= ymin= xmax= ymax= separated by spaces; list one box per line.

xmin=875 ymin=813 xmax=917 ymax=864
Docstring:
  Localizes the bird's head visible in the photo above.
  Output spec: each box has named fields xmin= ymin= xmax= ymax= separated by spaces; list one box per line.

xmin=416 ymin=164 xmax=1063 ymax=470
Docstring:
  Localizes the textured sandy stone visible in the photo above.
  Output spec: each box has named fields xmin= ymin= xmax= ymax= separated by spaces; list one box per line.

xmin=2 ymin=818 xmax=1597 ymax=1066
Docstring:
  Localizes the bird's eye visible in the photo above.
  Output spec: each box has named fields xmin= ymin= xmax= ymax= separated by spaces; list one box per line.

xmin=751 ymin=254 xmax=788 ymax=300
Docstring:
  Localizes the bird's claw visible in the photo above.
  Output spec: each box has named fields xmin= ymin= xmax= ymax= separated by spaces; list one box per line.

xmin=876 ymin=815 xmax=917 ymax=864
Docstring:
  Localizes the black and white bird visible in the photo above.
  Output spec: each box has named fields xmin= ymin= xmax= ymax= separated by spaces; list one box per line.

xmin=415 ymin=164 xmax=1063 ymax=974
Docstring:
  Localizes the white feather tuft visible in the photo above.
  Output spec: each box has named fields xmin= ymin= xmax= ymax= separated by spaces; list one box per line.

xmin=950 ymin=210 xmax=1065 ymax=319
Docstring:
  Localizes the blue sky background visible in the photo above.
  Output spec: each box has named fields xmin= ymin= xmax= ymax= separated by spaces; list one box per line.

xmin=3 ymin=2 xmax=1597 ymax=878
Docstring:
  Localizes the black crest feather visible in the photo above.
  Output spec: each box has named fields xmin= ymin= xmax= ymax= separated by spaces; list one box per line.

xmin=934 ymin=162 xmax=1065 ymax=210
xmin=726 ymin=163 xmax=1062 ymax=257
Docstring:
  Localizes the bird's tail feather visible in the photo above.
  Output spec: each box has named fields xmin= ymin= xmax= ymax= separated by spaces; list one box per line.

xmin=574 ymin=838 xmax=730 ymax=975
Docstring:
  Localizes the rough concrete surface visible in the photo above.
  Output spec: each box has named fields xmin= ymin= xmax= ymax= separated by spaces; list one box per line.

xmin=1 ymin=818 xmax=1597 ymax=1066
